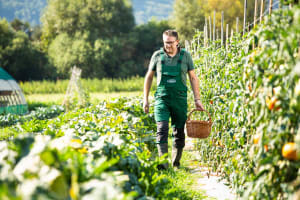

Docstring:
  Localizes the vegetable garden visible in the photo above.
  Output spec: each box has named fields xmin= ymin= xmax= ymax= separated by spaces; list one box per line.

xmin=191 ymin=5 xmax=300 ymax=199
xmin=0 ymin=4 xmax=299 ymax=200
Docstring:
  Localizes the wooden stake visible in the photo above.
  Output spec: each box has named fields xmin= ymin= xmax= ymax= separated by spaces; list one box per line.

xmin=203 ymin=25 xmax=206 ymax=47
xmin=248 ymin=22 xmax=250 ymax=32
xmin=226 ymin=24 xmax=229 ymax=50
xmin=213 ymin=10 xmax=216 ymax=41
xmin=209 ymin=16 xmax=212 ymax=41
xmin=185 ymin=40 xmax=190 ymax=52
xmin=254 ymin=0 xmax=258 ymax=27
xmin=260 ymin=0 xmax=264 ymax=24
xmin=243 ymin=0 xmax=247 ymax=36
xmin=269 ymin=0 xmax=273 ymax=15
xmin=205 ymin=23 xmax=208 ymax=47
xmin=221 ymin=11 xmax=224 ymax=46
xmin=197 ymin=31 xmax=200 ymax=48
xmin=236 ymin=17 xmax=239 ymax=34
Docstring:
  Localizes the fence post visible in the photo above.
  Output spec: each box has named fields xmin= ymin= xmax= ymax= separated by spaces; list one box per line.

xmin=205 ymin=17 xmax=208 ymax=47
xmin=185 ymin=40 xmax=190 ymax=52
xmin=213 ymin=10 xmax=216 ymax=41
xmin=209 ymin=16 xmax=212 ymax=42
xmin=226 ymin=24 xmax=229 ymax=50
xmin=236 ymin=17 xmax=239 ymax=34
xmin=221 ymin=11 xmax=224 ymax=46
xmin=248 ymin=22 xmax=250 ymax=32
xmin=204 ymin=20 xmax=207 ymax=47
xmin=243 ymin=0 xmax=247 ymax=36
xmin=269 ymin=0 xmax=273 ymax=15
xmin=193 ymin=40 xmax=197 ymax=55
xmin=197 ymin=30 xmax=200 ymax=52
xmin=254 ymin=0 xmax=258 ymax=27
xmin=260 ymin=0 xmax=264 ymax=24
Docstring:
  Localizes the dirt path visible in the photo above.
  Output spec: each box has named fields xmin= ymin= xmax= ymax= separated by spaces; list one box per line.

xmin=184 ymin=137 xmax=236 ymax=200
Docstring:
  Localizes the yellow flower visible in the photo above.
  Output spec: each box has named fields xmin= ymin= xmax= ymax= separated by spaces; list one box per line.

xmin=70 ymin=139 xmax=82 ymax=144
xmin=78 ymin=147 xmax=88 ymax=154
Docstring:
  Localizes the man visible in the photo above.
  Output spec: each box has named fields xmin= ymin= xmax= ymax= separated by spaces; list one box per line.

xmin=143 ymin=30 xmax=204 ymax=169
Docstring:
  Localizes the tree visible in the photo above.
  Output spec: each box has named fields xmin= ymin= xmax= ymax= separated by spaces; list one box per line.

xmin=131 ymin=19 xmax=171 ymax=75
xmin=171 ymin=0 xmax=257 ymax=41
xmin=170 ymin=0 xmax=205 ymax=41
xmin=41 ymin=0 xmax=135 ymax=78
xmin=10 ymin=19 xmax=30 ymax=32
xmin=0 ymin=18 xmax=54 ymax=81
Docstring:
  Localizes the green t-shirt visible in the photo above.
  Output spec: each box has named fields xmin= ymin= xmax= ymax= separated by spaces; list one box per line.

xmin=148 ymin=48 xmax=195 ymax=86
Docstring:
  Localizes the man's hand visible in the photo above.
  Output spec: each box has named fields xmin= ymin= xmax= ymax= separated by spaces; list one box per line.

xmin=195 ymin=99 xmax=205 ymax=111
xmin=143 ymin=99 xmax=149 ymax=113
xmin=143 ymin=70 xmax=154 ymax=114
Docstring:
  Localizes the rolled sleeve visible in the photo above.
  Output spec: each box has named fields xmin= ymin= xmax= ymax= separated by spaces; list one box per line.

xmin=148 ymin=51 xmax=160 ymax=71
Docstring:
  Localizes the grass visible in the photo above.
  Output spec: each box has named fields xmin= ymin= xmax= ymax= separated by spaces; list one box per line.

xmin=158 ymin=138 xmax=216 ymax=200
xmin=20 ymin=77 xmax=156 ymax=94
xmin=25 ymin=91 xmax=143 ymax=105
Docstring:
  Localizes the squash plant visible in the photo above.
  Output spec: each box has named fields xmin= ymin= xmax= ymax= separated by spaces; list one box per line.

xmin=0 ymin=97 xmax=203 ymax=199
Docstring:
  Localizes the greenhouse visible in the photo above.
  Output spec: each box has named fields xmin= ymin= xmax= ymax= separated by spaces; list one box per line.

xmin=0 ymin=67 xmax=28 ymax=114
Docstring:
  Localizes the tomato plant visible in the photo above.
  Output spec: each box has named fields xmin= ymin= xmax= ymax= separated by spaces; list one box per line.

xmin=191 ymin=5 xmax=300 ymax=199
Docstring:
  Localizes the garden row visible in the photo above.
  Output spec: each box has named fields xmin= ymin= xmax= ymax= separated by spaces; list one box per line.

xmin=191 ymin=6 xmax=300 ymax=199
xmin=0 ymin=97 xmax=205 ymax=199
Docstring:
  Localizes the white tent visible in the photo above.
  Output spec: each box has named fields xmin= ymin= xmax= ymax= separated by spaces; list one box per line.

xmin=0 ymin=67 xmax=28 ymax=114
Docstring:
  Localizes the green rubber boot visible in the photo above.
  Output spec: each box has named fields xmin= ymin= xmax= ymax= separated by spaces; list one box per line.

xmin=157 ymin=143 xmax=169 ymax=170
xmin=172 ymin=147 xmax=183 ymax=168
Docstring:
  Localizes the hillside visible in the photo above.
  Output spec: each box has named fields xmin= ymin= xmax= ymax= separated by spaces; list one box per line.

xmin=0 ymin=0 xmax=47 ymax=26
xmin=0 ymin=0 xmax=174 ymax=26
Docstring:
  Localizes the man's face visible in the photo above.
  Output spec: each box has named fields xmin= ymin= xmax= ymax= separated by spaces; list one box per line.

xmin=163 ymin=34 xmax=179 ymax=54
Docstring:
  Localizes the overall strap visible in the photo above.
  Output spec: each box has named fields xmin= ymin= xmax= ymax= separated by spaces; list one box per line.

xmin=178 ymin=48 xmax=185 ymax=63
xmin=176 ymin=48 xmax=185 ymax=70
xmin=160 ymin=48 xmax=165 ymax=65
xmin=160 ymin=48 xmax=185 ymax=65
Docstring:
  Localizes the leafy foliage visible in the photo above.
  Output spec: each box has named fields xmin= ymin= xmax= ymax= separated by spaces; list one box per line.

xmin=0 ymin=0 xmax=172 ymax=80
xmin=0 ymin=97 xmax=204 ymax=199
xmin=0 ymin=18 xmax=56 ymax=81
xmin=190 ymin=5 xmax=300 ymax=199
xmin=0 ymin=105 xmax=64 ymax=128
xmin=171 ymin=0 xmax=275 ymax=41
xmin=41 ymin=0 xmax=135 ymax=78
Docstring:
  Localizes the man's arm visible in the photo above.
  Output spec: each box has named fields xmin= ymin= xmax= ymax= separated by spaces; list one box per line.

xmin=143 ymin=69 xmax=155 ymax=113
xmin=188 ymin=69 xmax=205 ymax=111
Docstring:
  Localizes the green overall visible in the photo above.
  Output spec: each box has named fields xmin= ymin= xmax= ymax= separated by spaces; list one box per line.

xmin=154 ymin=48 xmax=188 ymax=129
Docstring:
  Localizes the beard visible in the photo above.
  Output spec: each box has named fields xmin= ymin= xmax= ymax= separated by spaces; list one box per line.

xmin=165 ymin=46 xmax=175 ymax=54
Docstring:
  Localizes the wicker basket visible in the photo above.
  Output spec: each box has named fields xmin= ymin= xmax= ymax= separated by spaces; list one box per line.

xmin=186 ymin=109 xmax=212 ymax=138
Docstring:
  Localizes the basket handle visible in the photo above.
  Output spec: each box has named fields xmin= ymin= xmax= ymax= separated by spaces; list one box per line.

xmin=187 ymin=109 xmax=212 ymax=123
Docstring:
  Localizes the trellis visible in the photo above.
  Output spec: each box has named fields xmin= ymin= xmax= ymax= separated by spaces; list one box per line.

xmin=185 ymin=0 xmax=294 ymax=53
